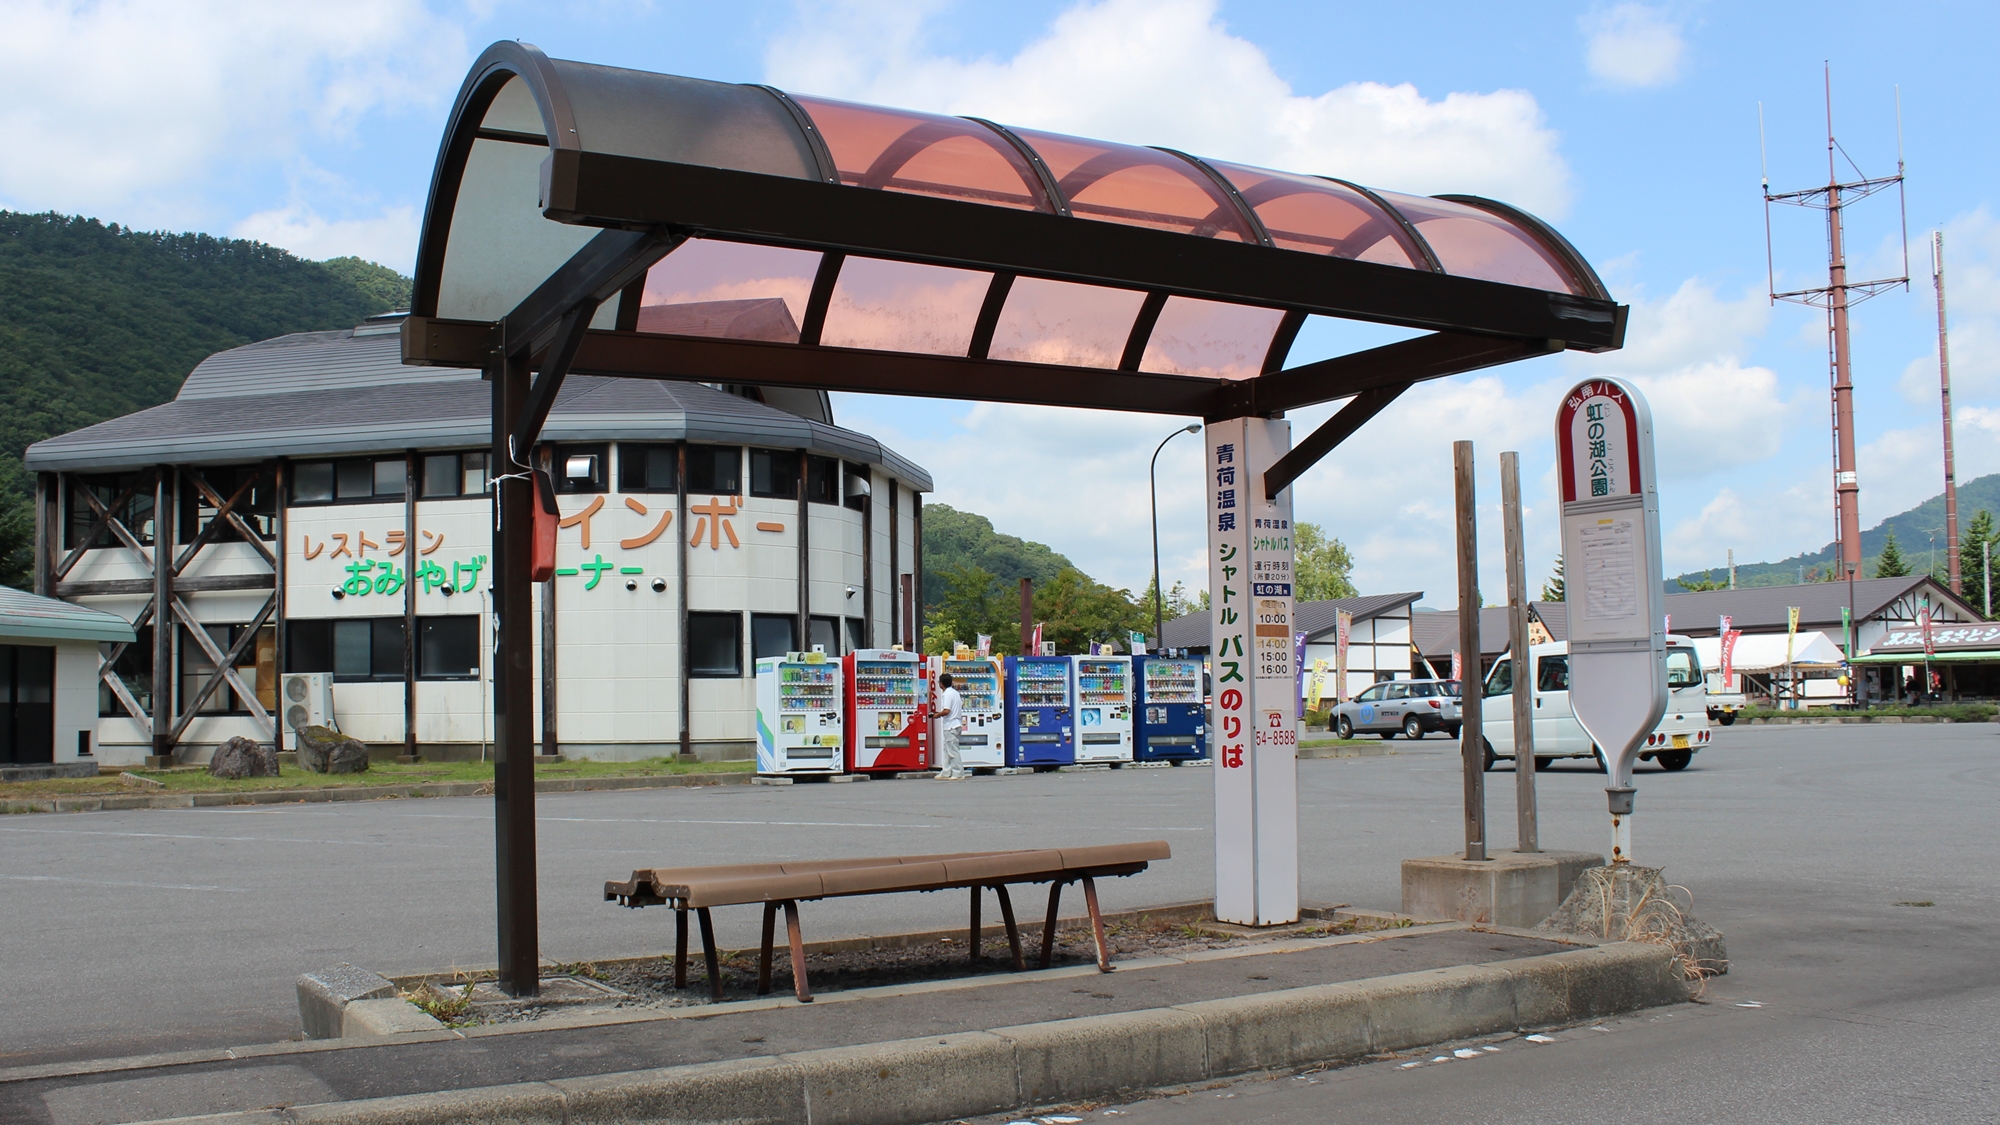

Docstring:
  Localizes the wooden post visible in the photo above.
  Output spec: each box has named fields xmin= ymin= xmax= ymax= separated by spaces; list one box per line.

xmin=32 ymin=472 xmax=51 ymax=597
xmin=887 ymin=480 xmax=899 ymax=647
xmin=677 ymin=442 xmax=691 ymax=760
xmin=273 ymin=461 xmax=288 ymax=752
xmin=1019 ymin=577 xmax=1032 ymax=655
xmin=798 ymin=450 xmax=810 ymax=651
xmin=912 ymin=494 xmax=924 ymax=648
xmin=538 ymin=446 xmax=558 ymax=762
xmin=404 ymin=451 xmax=420 ymax=763
xmin=151 ymin=467 xmax=175 ymax=767
xmin=1453 ymin=441 xmax=1486 ymax=862
xmin=1501 ymin=451 xmax=1538 ymax=853
xmin=861 ymin=468 xmax=874 ymax=648
xmin=492 ymin=350 xmax=539 ymax=997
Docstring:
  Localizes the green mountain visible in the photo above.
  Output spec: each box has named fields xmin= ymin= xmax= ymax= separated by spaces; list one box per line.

xmin=1671 ymin=472 xmax=2000 ymax=590
xmin=919 ymin=502 xmax=1078 ymax=607
xmin=0 ymin=211 xmax=413 ymax=585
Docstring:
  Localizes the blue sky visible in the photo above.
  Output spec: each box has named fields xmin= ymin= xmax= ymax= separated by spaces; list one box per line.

xmin=5 ymin=0 xmax=1998 ymax=606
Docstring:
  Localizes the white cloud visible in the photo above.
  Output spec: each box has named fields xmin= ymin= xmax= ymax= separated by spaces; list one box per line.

xmin=1580 ymin=4 xmax=1687 ymax=90
xmin=0 ymin=0 xmax=465 ymax=212
xmin=767 ymin=0 xmax=1573 ymax=215
xmin=231 ymin=203 xmax=422 ymax=272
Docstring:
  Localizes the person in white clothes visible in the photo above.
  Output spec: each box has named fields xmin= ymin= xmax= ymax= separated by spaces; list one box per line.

xmin=934 ymin=673 xmax=968 ymax=780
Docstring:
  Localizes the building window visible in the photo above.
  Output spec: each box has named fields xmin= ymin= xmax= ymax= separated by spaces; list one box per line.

xmin=809 ymin=615 xmax=841 ymax=655
xmin=805 ymin=456 xmax=838 ymax=505
xmin=99 ymin=627 xmax=153 ymax=717
xmin=686 ymin=446 xmax=741 ymax=495
xmin=751 ymin=614 xmax=799 ymax=661
xmin=421 ymin=452 xmax=489 ymax=498
xmin=843 ymin=463 xmax=871 ymax=512
xmin=66 ymin=473 xmax=156 ymax=549
xmin=419 ymin=617 xmax=481 ymax=679
xmin=179 ymin=466 xmax=277 ymax=542
xmin=688 ymin=612 xmax=743 ymax=677
xmin=291 ymin=458 xmax=408 ymax=505
xmin=554 ymin=443 xmax=609 ymax=494
xmin=179 ymin=624 xmax=270 ymax=714
xmin=846 ymin=617 xmax=866 ymax=653
xmin=0 ymin=645 xmax=55 ymax=765
xmin=287 ymin=618 xmax=405 ymax=681
xmin=749 ymin=449 xmax=799 ymax=499
xmin=618 ymin=443 xmax=677 ymax=493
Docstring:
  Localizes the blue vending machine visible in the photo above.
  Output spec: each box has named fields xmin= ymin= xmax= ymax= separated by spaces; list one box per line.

xmin=1004 ymin=654 xmax=1074 ymax=769
xmin=1134 ymin=654 xmax=1207 ymax=762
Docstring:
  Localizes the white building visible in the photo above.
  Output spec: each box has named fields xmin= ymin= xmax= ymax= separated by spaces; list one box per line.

xmin=0 ymin=586 xmax=135 ymax=774
xmin=1160 ymin=592 xmax=1420 ymax=702
xmin=25 ymin=312 xmax=931 ymax=765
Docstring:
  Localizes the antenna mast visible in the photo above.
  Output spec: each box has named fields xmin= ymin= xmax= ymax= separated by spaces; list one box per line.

xmin=1762 ymin=65 xmax=1909 ymax=580
xmin=1935 ymin=230 xmax=1960 ymax=593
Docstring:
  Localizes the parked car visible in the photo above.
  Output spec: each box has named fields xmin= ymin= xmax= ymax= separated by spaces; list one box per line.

xmin=1331 ymin=678 xmax=1462 ymax=740
xmin=1478 ymin=636 xmax=1710 ymax=772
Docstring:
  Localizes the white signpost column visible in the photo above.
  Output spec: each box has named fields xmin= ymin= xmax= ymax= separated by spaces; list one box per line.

xmin=1556 ymin=378 xmax=1667 ymax=864
xmin=1208 ymin=417 xmax=1299 ymax=925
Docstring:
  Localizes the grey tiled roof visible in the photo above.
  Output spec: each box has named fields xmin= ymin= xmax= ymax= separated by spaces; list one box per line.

xmin=25 ymin=320 xmax=931 ymax=490
xmin=1156 ymin=591 xmax=1423 ymax=652
xmin=1529 ymin=575 xmax=1977 ymax=641
xmin=0 ymin=585 xmax=137 ymax=643
xmin=1410 ymin=607 xmax=1515 ymax=658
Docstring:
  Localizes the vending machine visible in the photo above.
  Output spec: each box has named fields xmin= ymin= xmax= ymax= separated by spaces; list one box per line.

xmin=844 ymin=649 xmax=929 ymax=773
xmin=754 ymin=652 xmax=844 ymax=775
xmin=1071 ymin=655 xmax=1134 ymax=764
xmin=1134 ymin=654 xmax=1206 ymax=762
xmin=931 ymin=655 xmax=1005 ymax=770
xmin=1004 ymin=654 xmax=1074 ymax=768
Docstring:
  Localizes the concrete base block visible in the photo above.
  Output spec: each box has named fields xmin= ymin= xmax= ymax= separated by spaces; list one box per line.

xmin=827 ymin=772 xmax=869 ymax=782
xmin=554 ymin=1057 xmax=802 ymax=1125
xmin=342 ymin=998 xmax=445 ymax=1037
xmin=1401 ymin=849 xmax=1604 ymax=928
xmin=296 ymin=964 xmax=396 ymax=1040
xmin=996 ymin=1008 xmax=1207 ymax=1105
xmin=785 ymin=1031 xmax=1019 ymax=1125
xmin=751 ymin=776 xmax=795 ymax=786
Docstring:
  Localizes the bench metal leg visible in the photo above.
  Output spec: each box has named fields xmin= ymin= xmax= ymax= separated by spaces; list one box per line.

xmin=674 ymin=906 xmax=688 ymax=990
xmin=1041 ymin=880 xmax=1063 ymax=969
xmin=995 ymin=884 xmax=1025 ymax=971
xmin=969 ymin=886 xmax=982 ymax=963
xmin=697 ymin=906 xmax=723 ymax=1001
xmin=758 ymin=901 xmax=778 ymax=996
xmin=1082 ymin=875 xmax=1111 ymax=972
xmin=784 ymin=900 xmax=812 ymax=1003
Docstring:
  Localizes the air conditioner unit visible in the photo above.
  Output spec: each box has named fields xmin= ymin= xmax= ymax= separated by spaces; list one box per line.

xmin=280 ymin=673 xmax=336 ymax=748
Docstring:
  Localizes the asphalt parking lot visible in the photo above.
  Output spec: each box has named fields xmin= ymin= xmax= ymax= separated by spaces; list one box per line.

xmin=3 ymin=719 xmax=1994 ymax=1120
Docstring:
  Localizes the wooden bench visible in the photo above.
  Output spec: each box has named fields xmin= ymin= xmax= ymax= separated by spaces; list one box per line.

xmin=605 ymin=842 xmax=1170 ymax=1003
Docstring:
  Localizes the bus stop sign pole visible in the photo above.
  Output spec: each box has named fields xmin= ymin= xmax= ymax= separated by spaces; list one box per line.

xmin=1555 ymin=378 xmax=1667 ymax=864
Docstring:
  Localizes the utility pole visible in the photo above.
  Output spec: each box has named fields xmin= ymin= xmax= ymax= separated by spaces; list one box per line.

xmin=1728 ymin=548 xmax=1736 ymax=590
xmin=1762 ymin=73 xmax=1909 ymax=578
xmin=1934 ymin=230 xmax=1961 ymax=594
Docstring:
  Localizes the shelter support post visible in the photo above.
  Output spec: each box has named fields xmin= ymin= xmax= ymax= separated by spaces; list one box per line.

xmin=404 ymin=451 xmax=419 ymax=763
xmin=150 ymin=468 xmax=174 ymax=767
xmin=1208 ymin=416 xmax=1299 ymax=926
xmin=1501 ymin=451 xmax=1538 ymax=852
xmin=1454 ymin=441 xmax=1486 ymax=862
xmin=492 ymin=349 xmax=540 ymax=998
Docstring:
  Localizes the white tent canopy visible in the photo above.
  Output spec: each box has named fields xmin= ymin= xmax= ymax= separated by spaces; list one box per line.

xmin=1693 ymin=631 xmax=1845 ymax=673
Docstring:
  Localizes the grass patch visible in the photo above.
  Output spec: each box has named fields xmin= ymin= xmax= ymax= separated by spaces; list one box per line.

xmin=0 ymin=757 xmax=752 ymax=801
xmin=1740 ymin=702 xmax=1995 ymax=722
xmin=1297 ymin=736 xmax=1393 ymax=749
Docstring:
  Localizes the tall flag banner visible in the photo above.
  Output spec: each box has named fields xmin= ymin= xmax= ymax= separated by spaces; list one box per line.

xmin=1919 ymin=601 xmax=1936 ymax=657
xmin=1720 ymin=630 xmax=1740 ymax=689
xmin=1031 ymin=623 xmax=1044 ymax=655
xmin=1664 ymin=613 xmax=1672 ymax=634
xmin=1334 ymin=610 xmax=1353 ymax=703
xmin=1130 ymin=630 xmax=1148 ymax=655
xmin=1307 ymin=658 xmax=1329 ymax=712
xmin=1293 ymin=632 xmax=1308 ymax=717
xmin=1451 ymin=649 xmax=1463 ymax=683
xmin=1840 ymin=607 xmax=1853 ymax=661
xmin=1785 ymin=606 xmax=1800 ymax=663
xmin=976 ymin=634 xmax=991 ymax=657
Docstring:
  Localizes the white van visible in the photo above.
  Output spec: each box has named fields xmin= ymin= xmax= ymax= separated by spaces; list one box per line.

xmin=1478 ymin=635 xmax=1711 ymax=772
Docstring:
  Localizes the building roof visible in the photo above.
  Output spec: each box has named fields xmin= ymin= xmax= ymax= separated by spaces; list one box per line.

xmin=0 ymin=586 xmax=137 ymax=644
xmin=1156 ymin=591 xmax=1421 ymax=652
xmin=24 ymin=318 xmax=931 ymax=490
xmin=1530 ymin=575 xmax=1979 ymax=642
xmin=1410 ymin=606 xmax=1515 ymax=659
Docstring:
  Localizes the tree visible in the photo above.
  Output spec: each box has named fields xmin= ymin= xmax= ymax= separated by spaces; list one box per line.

xmin=1960 ymin=509 xmax=1996 ymax=616
xmin=1541 ymin=556 xmax=1565 ymax=602
xmin=1293 ymin=522 xmax=1357 ymax=601
xmin=1138 ymin=577 xmax=1207 ymax=632
xmin=923 ymin=564 xmax=1019 ymax=656
xmin=1874 ymin=533 xmax=1911 ymax=578
xmin=1032 ymin=567 xmax=1149 ymax=654
xmin=1678 ymin=572 xmax=1727 ymax=592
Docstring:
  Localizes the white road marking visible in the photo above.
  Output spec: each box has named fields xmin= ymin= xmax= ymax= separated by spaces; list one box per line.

xmin=0 ymin=873 xmax=245 ymax=892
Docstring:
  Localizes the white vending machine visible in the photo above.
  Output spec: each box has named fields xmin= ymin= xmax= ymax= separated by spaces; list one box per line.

xmin=1071 ymin=655 xmax=1135 ymax=764
xmin=754 ymin=652 xmax=845 ymax=775
xmin=932 ymin=655 xmax=1005 ymax=770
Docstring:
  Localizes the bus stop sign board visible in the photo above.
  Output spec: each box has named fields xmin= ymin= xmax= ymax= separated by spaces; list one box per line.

xmin=1556 ymin=377 xmax=1666 ymax=862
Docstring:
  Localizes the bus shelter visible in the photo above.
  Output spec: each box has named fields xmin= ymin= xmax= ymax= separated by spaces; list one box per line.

xmin=406 ymin=41 xmax=1627 ymax=993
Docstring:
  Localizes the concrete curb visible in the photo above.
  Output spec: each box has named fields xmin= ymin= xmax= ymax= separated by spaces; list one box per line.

xmin=114 ymin=940 xmax=1686 ymax=1125
xmin=1741 ymin=713 xmax=1983 ymax=725
xmin=0 ymin=771 xmax=752 ymax=815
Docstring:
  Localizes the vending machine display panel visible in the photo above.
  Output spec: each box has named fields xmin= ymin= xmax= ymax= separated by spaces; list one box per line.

xmin=1004 ymin=655 xmax=1073 ymax=768
xmin=1135 ymin=655 xmax=1207 ymax=762
xmin=1072 ymin=656 xmax=1134 ymax=763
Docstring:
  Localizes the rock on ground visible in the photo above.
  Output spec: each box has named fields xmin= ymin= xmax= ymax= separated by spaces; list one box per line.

xmin=295 ymin=725 xmax=370 ymax=774
xmin=208 ymin=736 xmax=280 ymax=779
xmin=1538 ymin=864 xmax=1727 ymax=979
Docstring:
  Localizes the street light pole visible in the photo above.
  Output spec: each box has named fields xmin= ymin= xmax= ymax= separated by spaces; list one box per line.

xmin=1150 ymin=423 xmax=1202 ymax=651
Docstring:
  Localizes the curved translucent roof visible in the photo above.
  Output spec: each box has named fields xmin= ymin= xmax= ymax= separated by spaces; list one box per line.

xmin=410 ymin=42 xmax=1621 ymax=421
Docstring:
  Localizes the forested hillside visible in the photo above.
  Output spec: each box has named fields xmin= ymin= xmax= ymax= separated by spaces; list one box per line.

xmin=0 ymin=211 xmax=412 ymax=585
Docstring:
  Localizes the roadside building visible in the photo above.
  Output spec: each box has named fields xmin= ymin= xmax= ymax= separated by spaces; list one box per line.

xmin=1160 ymin=591 xmax=1420 ymax=701
xmin=1409 ymin=606 xmax=1513 ymax=682
xmin=0 ymin=586 xmax=136 ymax=774
xmin=25 ymin=312 xmax=930 ymax=766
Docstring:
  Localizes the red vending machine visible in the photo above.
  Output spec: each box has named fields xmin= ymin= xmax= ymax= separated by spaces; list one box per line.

xmin=843 ymin=649 xmax=930 ymax=773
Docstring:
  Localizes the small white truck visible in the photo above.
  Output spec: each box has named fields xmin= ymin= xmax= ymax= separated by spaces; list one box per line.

xmin=1478 ymin=635 xmax=1712 ymax=772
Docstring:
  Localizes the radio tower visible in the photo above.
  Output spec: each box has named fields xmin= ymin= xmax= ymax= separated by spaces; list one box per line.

xmin=1762 ymin=67 xmax=1909 ymax=579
